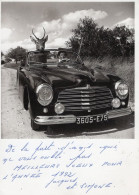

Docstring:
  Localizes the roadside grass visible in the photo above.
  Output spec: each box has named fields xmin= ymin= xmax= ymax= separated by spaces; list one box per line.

xmin=84 ymin=56 xmax=134 ymax=103
xmin=3 ymin=62 xmax=19 ymax=70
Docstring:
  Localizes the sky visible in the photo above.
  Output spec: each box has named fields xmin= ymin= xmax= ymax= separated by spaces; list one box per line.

xmin=1 ymin=2 xmax=134 ymax=53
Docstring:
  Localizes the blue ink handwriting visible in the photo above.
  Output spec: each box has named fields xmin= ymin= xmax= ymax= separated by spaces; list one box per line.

xmin=102 ymin=161 xmax=122 ymax=166
xmin=5 ymin=144 xmax=15 ymax=153
xmin=66 ymin=150 xmax=92 ymax=168
xmin=80 ymin=182 xmax=112 ymax=193
xmin=99 ymin=145 xmax=117 ymax=154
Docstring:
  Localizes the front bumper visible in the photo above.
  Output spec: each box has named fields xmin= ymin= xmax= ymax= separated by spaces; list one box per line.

xmin=34 ymin=107 xmax=132 ymax=125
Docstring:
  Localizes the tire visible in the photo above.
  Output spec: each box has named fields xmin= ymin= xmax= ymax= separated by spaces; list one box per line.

xmin=46 ymin=126 xmax=55 ymax=135
xmin=31 ymin=119 xmax=40 ymax=131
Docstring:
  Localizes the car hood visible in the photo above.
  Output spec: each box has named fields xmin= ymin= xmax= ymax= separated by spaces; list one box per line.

xmin=28 ymin=65 xmax=114 ymax=89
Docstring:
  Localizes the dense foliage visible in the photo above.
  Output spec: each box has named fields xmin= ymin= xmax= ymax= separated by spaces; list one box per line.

xmin=6 ymin=46 xmax=27 ymax=64
xmin=1 ymin=52 xmax=5 ymax=64
xmin=1 ymin=51 xmax=4 ymax=57
xmin=67 ymin=17 xmax=134 ymax=59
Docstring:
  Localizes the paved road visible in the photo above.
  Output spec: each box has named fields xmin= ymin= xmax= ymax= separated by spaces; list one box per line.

xmin=1 ymin=65 xmax=134 ymax=139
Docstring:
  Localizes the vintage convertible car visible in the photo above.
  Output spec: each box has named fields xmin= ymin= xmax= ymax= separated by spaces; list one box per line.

xmin=17 ymin=49 xmax=132 ymax=130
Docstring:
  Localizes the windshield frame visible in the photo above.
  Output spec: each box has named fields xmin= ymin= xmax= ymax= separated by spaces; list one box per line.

xmin=27 ymin=49 xmax=83 ymax=67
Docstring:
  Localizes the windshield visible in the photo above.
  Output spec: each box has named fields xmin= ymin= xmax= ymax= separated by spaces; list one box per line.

xmin=27 ymin=50 xmax=83 ymax=67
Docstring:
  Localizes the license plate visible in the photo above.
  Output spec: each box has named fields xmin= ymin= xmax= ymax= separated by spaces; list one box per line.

xmin=76 ymin=114 xmax=108 ymax=124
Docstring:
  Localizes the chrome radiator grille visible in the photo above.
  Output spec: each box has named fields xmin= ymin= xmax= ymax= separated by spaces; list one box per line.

xmin=57 ymin=85 xmax=113 ymax=111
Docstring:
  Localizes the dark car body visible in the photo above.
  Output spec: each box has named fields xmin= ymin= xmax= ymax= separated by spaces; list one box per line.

xmin=17 ymin=49 xmax=132 ymax=130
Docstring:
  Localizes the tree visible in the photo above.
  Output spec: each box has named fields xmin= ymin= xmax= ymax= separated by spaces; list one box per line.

xmin=67 ymin=17 xmax=100 ymax=58
xmin=111 ymin=25 xmax=134 ymax=57
xmin=6 ymin=46 xmax=26 ymax=64
xmin=67 ymin=17 xmax=117 ymax=58
xmin=1 ymin=51 xmax=5 ymax=64
xmin=67 ymin=17 xmax=134 ymax=59
xmin=1 ymin=51 xmax=4 ymax=57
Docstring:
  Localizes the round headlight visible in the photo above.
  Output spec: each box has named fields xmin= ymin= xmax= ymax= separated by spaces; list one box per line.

xmin=36 ymin=84 xmax=53 ymax=106
xmin=115 ymin=81 xmax=128 ymax=99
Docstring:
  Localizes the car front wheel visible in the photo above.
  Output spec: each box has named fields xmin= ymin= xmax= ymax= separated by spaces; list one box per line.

xmin=31 ymin=119 xmax=40 ymax=131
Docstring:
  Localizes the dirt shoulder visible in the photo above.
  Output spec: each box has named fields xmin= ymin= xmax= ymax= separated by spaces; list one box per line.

xmin=1 ymin=65 xmax=47 ymax=139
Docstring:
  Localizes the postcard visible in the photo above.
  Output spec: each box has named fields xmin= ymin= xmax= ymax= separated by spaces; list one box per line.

xmin=0 ymin=1 xmax=139 ymax=195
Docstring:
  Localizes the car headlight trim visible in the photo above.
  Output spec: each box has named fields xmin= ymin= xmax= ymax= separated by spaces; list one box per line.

xmin=36 ymin=84 xmax=53 ymax=106
xmin=115 ymin=81 xmax=129 ymax=99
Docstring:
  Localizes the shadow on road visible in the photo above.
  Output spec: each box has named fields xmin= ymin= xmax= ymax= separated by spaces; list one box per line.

xmin=38 ymin=112 xmax=134 ymax=138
